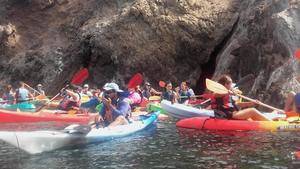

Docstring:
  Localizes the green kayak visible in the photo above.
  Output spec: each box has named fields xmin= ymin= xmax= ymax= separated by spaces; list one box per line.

xmin=147 ymin=103 xmax=167 ymax=114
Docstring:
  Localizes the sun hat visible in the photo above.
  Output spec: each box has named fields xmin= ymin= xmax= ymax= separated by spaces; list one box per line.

xmin=103 ymin=83 xmax=123 ymax=92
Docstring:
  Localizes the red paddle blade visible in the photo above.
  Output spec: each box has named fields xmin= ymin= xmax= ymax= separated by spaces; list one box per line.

xmin=71 ymin=68 xmax=89 ymax=85
xmin=127 ymin=73 xmax=143 ymax=89
xmin=295 ymin=49 xmax=300 ymax=60
xmin=159 ymin=81 xmax=166 ymax=88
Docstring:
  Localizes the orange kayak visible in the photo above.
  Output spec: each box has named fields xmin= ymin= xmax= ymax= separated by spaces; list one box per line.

xmin=0 ymin=108 xmax=96 ymax=123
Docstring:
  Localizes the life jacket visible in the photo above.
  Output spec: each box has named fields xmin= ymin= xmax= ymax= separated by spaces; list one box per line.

xmin=210 ymin=94 xmax=238 ymax=111
xmin=59 ymin=92 xmax=81 ymax=111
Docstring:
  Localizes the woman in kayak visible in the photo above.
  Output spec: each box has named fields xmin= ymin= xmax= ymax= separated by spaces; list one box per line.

xmin=161 ymin=81 xmax=178 ymax=103
xmin=211 ymin=75 xmax=271 ymax=121
xmin=2 ymin=84 xmax=15 ymax=104
xmin=96 ymin=82 xmax=131 ymax=127
xmin=178 ymin=81 xmax=195 ymax=104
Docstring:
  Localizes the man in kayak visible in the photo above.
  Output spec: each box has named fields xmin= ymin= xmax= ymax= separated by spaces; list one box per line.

xmin=210 ymin=75 xmax=271 ymax=121
xmin=15 ymin=81 xmax=34 ymax=103
xmin=58 ymin=85 xmax=81 ymax=111
xmin=96 ymin=82 xmax=131 ymax=127
xmin=142 ymin=82 xmax=162 ymax=99
xmin=36 ymin=84 xmax=45 ymax=96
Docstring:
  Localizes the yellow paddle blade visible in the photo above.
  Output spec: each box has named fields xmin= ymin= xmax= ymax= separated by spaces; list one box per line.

xmin=149 ymin=96 xmax=161 ymax=101
xmin=205 ymin=79 xmax=229 ymax=95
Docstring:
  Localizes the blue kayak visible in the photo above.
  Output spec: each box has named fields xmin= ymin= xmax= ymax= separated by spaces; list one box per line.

xmin=0 ymin=102 xmax=36 ymax=111
xmin=0 ymin=111 xmax=159 ymax=154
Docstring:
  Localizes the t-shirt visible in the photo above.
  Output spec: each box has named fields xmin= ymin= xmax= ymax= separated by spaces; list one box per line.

xmin=17 ymin=88 xmax=30 ymax=101
xmin=99 ymin=97 xmax=131 ymax=125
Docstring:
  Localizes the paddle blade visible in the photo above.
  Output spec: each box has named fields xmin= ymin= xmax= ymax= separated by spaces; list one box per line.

xmin=295 ymin=49 xmax=300 ymax=60
xmin=159 ymin=81 xmax=166 ymax=88
xmin=205 ymin=79 xmax=229 ymax=95
xmin=127 ymin=73 xmax=143 ymax=89
xmin=71 ymin=68 xmax=89 ymax=85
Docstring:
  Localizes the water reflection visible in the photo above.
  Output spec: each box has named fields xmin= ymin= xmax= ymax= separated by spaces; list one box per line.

xmin=0 ymin=121 xmax=300 ymax=168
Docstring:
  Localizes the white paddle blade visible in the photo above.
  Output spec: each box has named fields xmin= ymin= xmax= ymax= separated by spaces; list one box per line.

xmin=205 ymin=79 xmax=229 ymax=95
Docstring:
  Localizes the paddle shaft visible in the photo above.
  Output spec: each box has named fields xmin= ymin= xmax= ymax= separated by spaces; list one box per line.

xmin=35 ymin=85 xmax=69 ymax=112
xmin=235 ymin=93 xmax=284 ymax=112
xmin=24 ymin=83 xmax=43 ymax=96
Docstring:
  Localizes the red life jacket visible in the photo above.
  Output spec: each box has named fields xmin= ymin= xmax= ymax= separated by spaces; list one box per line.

xmin=210 ymin=94 xmax=238 ymax=111
xmin=59 ymin=93 xmax=81 ymax=110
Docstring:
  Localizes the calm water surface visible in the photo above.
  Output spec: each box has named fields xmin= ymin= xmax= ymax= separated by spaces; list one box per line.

xmin=0 ymin=119 xmax=300 ymax=169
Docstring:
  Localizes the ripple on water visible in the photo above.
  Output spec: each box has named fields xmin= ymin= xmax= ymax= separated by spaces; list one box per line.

xmin=0 ymin=122 xmax=300 ymax=168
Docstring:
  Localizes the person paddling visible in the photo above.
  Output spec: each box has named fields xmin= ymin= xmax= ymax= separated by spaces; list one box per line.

xmin=281 ymin=92 xmax=300 ymax=119
xmin=2 ymin=84 xmax=15 ymax=104
xmin=142 ymin=82 xmax=162 ymax=99
xmin=15 ymin=81 xmax=34 ymax=103
xmin=210 ymin=75 xmax=271 ymax=121
xmin=161 ymin=82 xmax=177 ymax=103
xmin=58 ymin=85 xmax=81 ymax=111
xmin=95 ymin=83 xmax=131 ymax=127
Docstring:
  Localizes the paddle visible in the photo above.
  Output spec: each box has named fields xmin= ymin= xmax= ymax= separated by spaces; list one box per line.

xmin=205 ymin=78 xmax=284 ymax=112
xmin=35 ymin=68 xmax=89 ymax=112
xmin=127 ymin=73 xmax=143 ymax=89
xmin=295 ymin=48 xmax=300 ymax=60
xmin=159 ymin=81 xmax=166 ymax=88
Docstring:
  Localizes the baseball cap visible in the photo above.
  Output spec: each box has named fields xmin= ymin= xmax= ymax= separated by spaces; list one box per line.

xmin=37 ymin=84 xmax=43 ymax=87
xmin=103 ymin=83 xmax=123 ymax=92
xmin=83 ymin=84 xmax=89 ymax=88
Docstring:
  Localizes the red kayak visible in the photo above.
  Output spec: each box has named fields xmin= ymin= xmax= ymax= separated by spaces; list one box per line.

xmin=0 ymin=108 xmax=96 ymax=123
xmin=176 ymin=117 xmax=300 ymax=131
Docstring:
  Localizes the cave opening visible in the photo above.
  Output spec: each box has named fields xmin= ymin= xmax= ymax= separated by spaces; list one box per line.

xmin=195 ymin=16 xmax=240 ymax=94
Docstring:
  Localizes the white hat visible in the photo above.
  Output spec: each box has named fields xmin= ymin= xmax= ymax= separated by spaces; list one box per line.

xmin=37 ymin=84 xmax=43 ymax=87
xmin=103 ymin=83 xmax=123 ymax=92
xmin=83 ymin=84 xmax=89 ymax=88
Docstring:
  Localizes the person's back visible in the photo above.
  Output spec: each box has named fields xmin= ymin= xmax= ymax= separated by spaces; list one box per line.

xmin=16 ymin=84 xmax=31 ymax=103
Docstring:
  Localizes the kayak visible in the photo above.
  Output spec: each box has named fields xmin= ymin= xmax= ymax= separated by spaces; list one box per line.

xmin=160 ymin=100 xmax=214 ymax=119
xmin=0 ymin=111 xmax=159 ymax=154
xmin=160 ymin=100 xmax=285 ymax=120
xmin=147 ymin=102 xmax=167 ymax=114
xmin=0 ymin=102 xmax=36 ymax=111
xmin=0 ymin=108 xmax=96 ymax=123
xmin=176 ymin=117 xmax=300 ymax=131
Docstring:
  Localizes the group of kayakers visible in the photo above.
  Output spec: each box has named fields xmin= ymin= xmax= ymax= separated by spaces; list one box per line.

xmin=0 ymin=81 xmax=44 ymax=104
xmin=1 ymin=73 xmax=299 ymax=127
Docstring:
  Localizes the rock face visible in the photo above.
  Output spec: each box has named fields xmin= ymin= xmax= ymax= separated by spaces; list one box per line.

xmin=0 ymin=0 xmax=299 ymax=107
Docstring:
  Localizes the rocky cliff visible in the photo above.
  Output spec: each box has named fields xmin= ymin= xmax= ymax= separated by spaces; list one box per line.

xmin=0 ymin=0 xmax=299 ymax=108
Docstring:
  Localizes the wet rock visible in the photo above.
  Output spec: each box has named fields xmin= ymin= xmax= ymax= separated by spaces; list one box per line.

xmin=0 ymin=0 xmax=299 ymax=108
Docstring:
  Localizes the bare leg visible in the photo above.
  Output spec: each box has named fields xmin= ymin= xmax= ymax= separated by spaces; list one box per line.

xmin=108 ymin=115 xmax=129 ymax=127
xmin=284 ymin=91 xmax=296 ymax=112
xmin=233 ymin=108 xmax=271 ymax=121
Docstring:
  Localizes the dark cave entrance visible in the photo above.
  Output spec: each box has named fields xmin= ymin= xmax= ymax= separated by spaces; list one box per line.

xmin=195 ymin=56 xmax=216 ymax=94
xmin=195 ymin=16 xmax=240 ymax=94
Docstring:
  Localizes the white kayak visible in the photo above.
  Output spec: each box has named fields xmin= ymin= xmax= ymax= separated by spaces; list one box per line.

xmin=161 ymin=100 xmax=214 ymax=119
xmin=160 ymin=100 xmax=286 ymax=120
xmin=0 ymin=111 xmax=159 ymax=154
